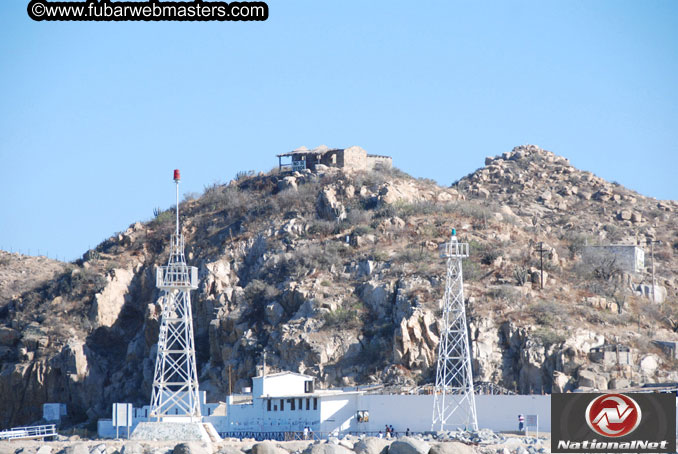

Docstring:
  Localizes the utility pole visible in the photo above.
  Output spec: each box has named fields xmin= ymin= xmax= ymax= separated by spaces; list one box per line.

xmin=263 ymin=351 xmax=267 ymax=377
xmin=228 ymin=365 xmax=232 ymax=396
xmin=647 ymin=239 xmax=660 ymax=305
xmin=535 ymin=242 xmax=547 ymax=290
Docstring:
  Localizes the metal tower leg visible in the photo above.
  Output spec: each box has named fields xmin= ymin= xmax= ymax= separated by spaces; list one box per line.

xmin=432 ymin=235 xmax=478 ymax=431
xmin=150 ymin=289 xmax=201 ymax=421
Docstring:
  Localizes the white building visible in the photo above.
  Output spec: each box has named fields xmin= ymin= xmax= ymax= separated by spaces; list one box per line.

xmin=98 ymin=371 xmax=552 ymax=439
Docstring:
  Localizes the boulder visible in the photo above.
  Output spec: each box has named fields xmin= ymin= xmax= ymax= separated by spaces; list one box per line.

xmin=0 ymin=327 xmax=18 ymax=346
xmin=276 ymin=442 xmax=313 ymax=454
xmin=302 ymin=444 xmax=354 ymax=454
xmin=378 ymin=182 xmax=418 ymax=205
xmin=317 ymin=187 xmax=347 ymax=221
xmin=338 ymin=439 xmax=355 ymax=451
xmin=608 ymin=378 xmax=630 ymax=389
xmin=265 ymin=302 xmax=285 ymax=325
xmin=89 ymin=444 xmax=107 ymax=454
xmin=353 ymin=437 xmax=390 ymax=454
xmin=173 ymin=442 xmax=212 ymax=454
xmin=120 ymin=443 xmax=144 ymax=454
xmin=388 ymin=437 xmax=430 ymax=454
xmin=577 ymin=368 xmax=607 ymax=390
xmin=37 ymin=446 xmax=53 ymax=454
xmin=429 ymin=442 xmax=475 ymax=454
xmin=639 ymin=354 xmax=659 ymax=375
xmin=358 ymin=260 xmax=376 ymax=277
xmin=278 ymin=176 xmax=298 ymax=192
xmin=63 ymin=444 xmax=90 ymax=454
xmin=253 ymin=442 xmax=287 ymax=454
xmin=552 ymin=371 xmax=570 ymax=393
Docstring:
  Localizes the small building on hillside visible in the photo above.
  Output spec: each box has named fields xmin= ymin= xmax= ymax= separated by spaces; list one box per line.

xmin=277 ymin=145 xmax=392 ymax=173
xmin=582 ymin=245 xmax=645 ymax=274
xmin=589 ymin=344 xmax=632 ymax=366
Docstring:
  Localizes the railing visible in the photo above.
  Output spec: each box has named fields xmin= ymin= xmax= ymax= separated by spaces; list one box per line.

xmin=156 ymin=265 xmax=198 ymax=289
xmin=279 ymin=161 xmax=307 ymax=173
xmin=441 ymin=241 xmax=469 ymax=258
xmin=219 ymin=430 xmax=415 ymax=441
xmin=0 ymin=424 xmax=57 ymax=440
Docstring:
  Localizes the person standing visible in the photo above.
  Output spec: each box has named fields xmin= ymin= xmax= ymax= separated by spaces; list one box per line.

xmin=518 ymin=414 xmax=525 ymax=432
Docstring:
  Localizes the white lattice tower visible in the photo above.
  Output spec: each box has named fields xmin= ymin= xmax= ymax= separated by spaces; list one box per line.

xmin=149 ymin=170 xmax=201 ymax=422
xmin=432 ymin=231 xmax=478 ymax=431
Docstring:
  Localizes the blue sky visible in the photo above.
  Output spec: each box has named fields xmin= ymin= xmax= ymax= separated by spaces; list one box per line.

xmin=1 ymin=0 xmax=676 ymax=261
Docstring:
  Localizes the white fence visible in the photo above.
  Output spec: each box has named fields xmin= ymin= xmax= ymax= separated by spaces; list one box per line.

xmin=0 ymin=424 xmax=57 ymax=440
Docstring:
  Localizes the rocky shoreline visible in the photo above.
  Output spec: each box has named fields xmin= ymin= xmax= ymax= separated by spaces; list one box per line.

xmin=0 ymin=432 xmax=551 ymax=454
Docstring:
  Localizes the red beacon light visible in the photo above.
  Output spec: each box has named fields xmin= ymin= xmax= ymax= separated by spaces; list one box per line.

xmin=173 ymin=169 xmax=181 ymax=182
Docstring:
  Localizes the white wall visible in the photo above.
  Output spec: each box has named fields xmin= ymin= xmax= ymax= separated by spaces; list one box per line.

xmin=99 ymin=393 xmax=555 ymax=438
xmin=225 ymin=396 xmax=321 ymax=433
xmin=361 ymin=395 xmax=434 ymax=433
xmin=320 ymin=395 xmax=359 ymax=433
xmin=356 ymin=394 xmax=551 ymax=434
xmin=477 ymin=395 xmax=550 ymax=432
xmin=253 ymin=374 xmax=311 ymax=397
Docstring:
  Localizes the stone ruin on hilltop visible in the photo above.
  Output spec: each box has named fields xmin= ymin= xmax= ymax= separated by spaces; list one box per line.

xmin=276 ymin=145 xmax=392 ymax=173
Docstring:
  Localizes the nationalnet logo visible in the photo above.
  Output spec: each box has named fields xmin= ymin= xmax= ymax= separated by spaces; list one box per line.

xmin=585 ymin=394 xmax=641 ymax=437
xmin=552 ymin=392 xmax=676 ymax=453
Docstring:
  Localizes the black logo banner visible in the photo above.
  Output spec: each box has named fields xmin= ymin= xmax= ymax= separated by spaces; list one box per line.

xmin=552 ymin=393 xmax=676 ymax=453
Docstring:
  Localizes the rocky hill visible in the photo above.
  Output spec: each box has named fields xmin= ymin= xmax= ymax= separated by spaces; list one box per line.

xmin=1 ymin=145 xmax=676 ymax=430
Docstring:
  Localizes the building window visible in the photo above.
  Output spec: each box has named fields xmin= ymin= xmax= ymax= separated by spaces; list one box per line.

xmin=313 ymin=398 xmax=318 ymax=410
xmin=274 ymin=404 xmax=278 ymax=411
xmin=306 ymin=398 xmax=310 ymax=410
xmin=289 ymin=398 xmax=295 ymax=411
xmin=357 ymin=410 xmax=369 ymax=423
xmin=298 ymin=398 xmax=303 ymax=410
xmin=280 ymin=399 xmax=284 ymax=411
xmin=267 ymin=400 xmax=271 ymax=412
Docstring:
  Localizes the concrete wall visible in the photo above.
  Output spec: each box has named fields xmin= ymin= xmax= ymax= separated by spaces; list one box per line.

xmin=353 ymin=394 xmax=550 ymax=434
xmin=288 ymin=147 xmax=391 ymax=172
xmin=590 ymin=349 xmax=632 ymax=366
xmin=320 ymin=394 xmax=360 ymax=433
xmin=342 ymin=146 xmax=368 ymax=171
xmin=42 ymin=403 xmax=67 ymax=422
xmin=225 ymin=396 xmax=321 ymax=433
xmin=367 ymin=155 xmax=393 ymax=171
xmin=582 ymin=245 xmax=644 ymax=274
